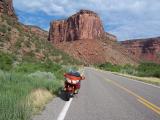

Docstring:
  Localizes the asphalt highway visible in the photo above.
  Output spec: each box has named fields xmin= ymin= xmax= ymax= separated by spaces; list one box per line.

xmin=33 ymin=67 xmax=160 ymax=120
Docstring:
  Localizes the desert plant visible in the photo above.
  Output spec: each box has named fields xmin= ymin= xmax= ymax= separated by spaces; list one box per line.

xmin=98 ymin=62 xmax=121 ymax=72
xmin=0 ymin=24 xmax=8 ymax=33
xmin=0 ymin=52 xmax=15 ymax=71
xmin=137 ymin=62 xmax=160 ymax=78
xmin=97 ymin=62 xmax=160 ymax=78
xmin=28 ymin=71 xmax=56 ymax=81
xmin=120 ymin=64 xmax=137 ymax=75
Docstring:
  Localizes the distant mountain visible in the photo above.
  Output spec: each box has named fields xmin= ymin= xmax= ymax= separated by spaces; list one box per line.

xmin=0 ymin=0 xmax=80 ymax=65
xmin=121 ymin=37 xmax=160 ymax=63
xmin=49 ymin=10 xmax=138 ymax=65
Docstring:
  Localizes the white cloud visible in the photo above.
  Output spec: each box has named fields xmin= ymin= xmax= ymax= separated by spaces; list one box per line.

xmin=13 ymin=0 xmax=160 ymax=17
xmin=110 ymin=21 xmax=160 ymax=40
xmin=13 ymin=0 xmax=160 ymax=40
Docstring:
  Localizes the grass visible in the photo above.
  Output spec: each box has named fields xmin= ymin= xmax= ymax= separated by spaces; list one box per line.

xmin=0 ymin=11 xmax=82 ymax=120
xmin=0 ymin=69 xmax=63 ymax=120
xmin=0 ymin=52 xmax=67 ymax=120
xmin=96 ymin=62 xmax=160 ymax=86
xmin=29 ymin=89 xmax=53 ymax=114
xmin=97 ymin=62 xmax=160 ymax=78
xmin=0 ymin=52 xmax=15 ymax=71
xmin=113 ymin=72 xmax=160 ymax=86
xmin=0 ymin=50 xmax=81 ymax=120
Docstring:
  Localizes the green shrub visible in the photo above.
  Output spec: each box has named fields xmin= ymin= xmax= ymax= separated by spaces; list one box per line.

xmin=137 ymin=62 xmax=160 ymax=78
xmin=7 ymin=26 xmax=12 ymax=31
xmin=97 ymin=62 xmax=160 ymax=78
xmin=28 ymin=71 xmax=56 ymax=81
xmin=98 ymin=62 xmax=121 ymax=72
xmin=15 ymin=37 xmax=23 ymax=49
xmin=15 ymin=61 xmax=61 ymax=73
xmin=0 ymin=52 xmax=14 ymax=71
xmin=0 ymin=24 xmax=8 ymax=33
xmin=6 ymin=18 xmax=16 ymax=26
xmin=120 ymin=64 xmax=137 ymax=75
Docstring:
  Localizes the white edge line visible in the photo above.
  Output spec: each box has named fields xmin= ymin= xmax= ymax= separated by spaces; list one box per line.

xmin=90 ymin=67 xmax=160 ymax=89
xmin=57 ymin=98 xmax=73 ymax=120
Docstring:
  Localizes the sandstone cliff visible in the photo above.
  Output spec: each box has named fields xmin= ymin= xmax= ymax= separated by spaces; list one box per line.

xmin=121 ymin=37 xmax=160 ymax=63
xmin=0 ymin=0 xmax=17 ymax=19
xmin=49 ymin=10 xmax=108 ymax=43
xmin=49 ymin=10 xmax=138 ymax=65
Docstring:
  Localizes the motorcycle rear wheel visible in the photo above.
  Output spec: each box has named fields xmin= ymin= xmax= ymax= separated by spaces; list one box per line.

xmin=65 ymin=92 xmax=70 ymax=101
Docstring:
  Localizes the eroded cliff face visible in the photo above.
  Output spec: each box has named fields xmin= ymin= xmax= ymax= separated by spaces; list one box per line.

xmin=0 ymin=0 xmax=17 ymax=19
xmin=49 ymin=10 xmax=113 ymax=43
xmin=121 ymin=37 xmax=160 ymax=63
xmin=49 ymin=10 xmax=138 ymax=65
xmin=0 ymin=0 xmax=3 ymax=14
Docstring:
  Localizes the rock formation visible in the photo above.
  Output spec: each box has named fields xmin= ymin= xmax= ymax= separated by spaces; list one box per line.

xmin=0 ymin=0 xmax=3 ymax=14
xmin=121 ymin=37 xmax=160 ymax=63
xmin=0 ymin=0 xmax=17 ymax=19
xmin=49 ymin=10 xmax=138 ymax=65
xmin=49 ymin=10 xmax=115 ymax=43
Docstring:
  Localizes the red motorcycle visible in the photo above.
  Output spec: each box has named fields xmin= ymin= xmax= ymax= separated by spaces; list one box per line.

xmin=64 ymin=72 xmax=85 ymax=101
xmin=64 ymin=82 xmax=78 ymax=101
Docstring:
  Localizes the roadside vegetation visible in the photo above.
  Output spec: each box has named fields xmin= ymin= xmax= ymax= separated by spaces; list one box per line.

xmin=0 ymin=14 xmax=81 ymax=66
xmin=0 ymin=13 xmax=82 ymax=120
xmin=0 ymin=51 xmax=79 ymax=120
xmin=96 ymin=62 xmax=160 ymax=85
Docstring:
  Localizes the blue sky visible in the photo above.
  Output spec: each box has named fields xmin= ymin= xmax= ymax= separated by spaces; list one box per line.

xmin=13 ymin=0 xmax=160 ymax=41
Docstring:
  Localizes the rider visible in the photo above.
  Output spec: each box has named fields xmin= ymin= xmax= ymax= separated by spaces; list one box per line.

xmin=64 ymin=70 xmax=84 ymax=94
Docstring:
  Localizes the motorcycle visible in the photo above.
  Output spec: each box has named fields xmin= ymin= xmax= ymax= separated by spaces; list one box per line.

xmin=63 ymin=72 xmax=85 ymax=101
xmin=64 ymin=82 xmax=77 ymax=101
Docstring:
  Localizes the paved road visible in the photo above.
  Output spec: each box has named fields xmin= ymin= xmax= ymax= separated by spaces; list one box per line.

xmin=33 ymin=67 xmax=160 ymax=120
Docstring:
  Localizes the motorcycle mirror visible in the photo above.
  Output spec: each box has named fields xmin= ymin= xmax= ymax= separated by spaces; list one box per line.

xmin=81 ymin=76 xmax=85 ymax=80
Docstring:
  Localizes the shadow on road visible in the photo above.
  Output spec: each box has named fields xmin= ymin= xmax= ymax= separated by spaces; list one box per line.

xmin=56 ymin=88 xmax=69 ymax=101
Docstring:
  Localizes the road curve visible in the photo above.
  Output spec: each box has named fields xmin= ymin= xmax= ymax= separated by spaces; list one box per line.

xmin=33 ymin=67 xmax=160 ymax=120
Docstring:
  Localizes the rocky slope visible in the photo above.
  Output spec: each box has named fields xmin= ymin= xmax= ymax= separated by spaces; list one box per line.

xmin=23 ymin=25 xmax=48 ymax=40
xmin=49 ymin=10 xmax=138 ymax=65
xmin=121 ymin=37 xmax=160 ymax=63
xmin=0 ymin=0 xmax=17 ymax=18
xmin=0 ymin=0 xmax=79 ymax=65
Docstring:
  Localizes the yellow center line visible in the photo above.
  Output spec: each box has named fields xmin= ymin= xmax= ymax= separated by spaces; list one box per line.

xmin=138 ymin=99 xmax=160 ymax=115
xmin=105 ymin=78 xmax=160 ymax=115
